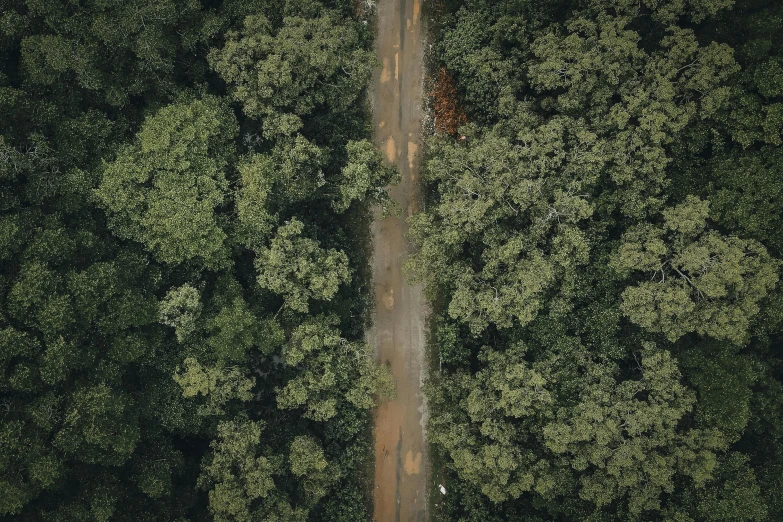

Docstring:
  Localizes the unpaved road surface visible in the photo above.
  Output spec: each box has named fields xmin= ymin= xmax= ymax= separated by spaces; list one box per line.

xmin=369 ymin=0 xmax=427 ymax=521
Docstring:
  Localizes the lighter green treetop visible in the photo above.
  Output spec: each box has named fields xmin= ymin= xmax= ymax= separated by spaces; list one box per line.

xmin=209 ymin=13 xmax=375 ymax=123
xmin=174 ymin=358 xmax=254 ymax=417
xmin=256 ymin=219 xmax=350 ymax=313
xmin=95 ymin=96 xmax=237 ymax=268
xmin=612 ymin=196 xmax=778 ymax=343
xmin=276 ymin=315 xmax=394 ymax=421
xmin=333 ymin=140 xmax=399 ymax=214
xmin=159 ymin=284 xmax=202 ymax=343
xmin=198 ymin=418 xmax=283 ymax=522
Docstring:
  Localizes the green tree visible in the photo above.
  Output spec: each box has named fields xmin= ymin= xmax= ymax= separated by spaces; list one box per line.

xmin=276 ymin=315 xmax=394 ymax=421
xmin=690 ymin=452 xmax=768 ymax=521
xmin=0 ymin=418 xmax=63 ymax=516
xmin=0 ymin=0 xmax=384 ymax=519
xmin=429 ymin=344 xmax=726 ymax=516
xmin=206 ymin=297 xmax=267 ymax=362
xmin=95 ymin=96 xmax=237 ymax=268
xmin=681 ymin=341 xmax=758 ymax=444
xmin=710 ymin=149 xmax=783 ymax=255
xmin=332 ymin=139 xmax=399 ymax=213
xmin=198 ymin=417 xmax=286 ymax=522
xmin=209 ymin=12 xmax=375 ymax=125
xmin=174 ymin=357 xmax=254 ymax=417
xmin=289 ymin=435 xmax=331 ymax=503
xmin=420 ymin=0 xmax=783 ymax=520
xmin=53 ymin=384 xmax=140 ymax=466
xmin=256 ymin=219 xmax=350 ymax=313
xmin=427 ymin=343 xmax=555 ymax=503
xmin=16 ymin=0 xmax=201 ymax=107
xmin=159 ymin=284 xmax=202 ymax=343
xmin=542 ymin=348 xmax=724 ymax=517
xmin=408 ymin=128 xmax=594 ymax=333
xmin=611 ymin=196 xmax=779 ymax=344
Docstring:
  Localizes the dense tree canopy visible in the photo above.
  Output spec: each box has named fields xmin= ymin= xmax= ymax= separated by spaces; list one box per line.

xmin=421 ymin=0 xmax=783 ymax=520
xmin=4 ymin=0 xmax=783 ymax=519
xmin=209 ymin=11 xmax=375 ymax=124
xmin=0 ymin=0 xmax=394 ymax=520
xmin=96 ymin=96 xmax=237 ymax=268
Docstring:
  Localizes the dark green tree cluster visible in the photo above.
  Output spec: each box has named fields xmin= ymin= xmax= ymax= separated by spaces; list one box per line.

xmin=0 ymin=0 xmax=395 ymax=520
xmin=417 ymin=0 xmax=783 ymax=520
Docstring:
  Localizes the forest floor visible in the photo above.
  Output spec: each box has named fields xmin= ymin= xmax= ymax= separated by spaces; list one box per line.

xmin=369 ymin=0 xmax=428 ymax=521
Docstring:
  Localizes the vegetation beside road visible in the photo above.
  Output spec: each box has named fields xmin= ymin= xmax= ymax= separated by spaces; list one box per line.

xmin=0 ymin=1 xmax=395 ymax=520
xmin=416 ymin=0 xmax=783 ymax=520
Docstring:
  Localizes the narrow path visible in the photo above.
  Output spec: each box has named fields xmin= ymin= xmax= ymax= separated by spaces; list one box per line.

xmin=369 ymin=0 xmax=427 ymax=521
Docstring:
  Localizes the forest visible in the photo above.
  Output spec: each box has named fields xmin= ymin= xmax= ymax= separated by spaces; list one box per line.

xmin=0 ymin=0 xmax=397 ymax=520
xmin=2 ymin=0 xmax=783 ymax=521
xmin=417 ymin=0 xmax=783 ymax=520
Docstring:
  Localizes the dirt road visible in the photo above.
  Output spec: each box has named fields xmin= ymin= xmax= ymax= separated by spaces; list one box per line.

xmin=369 ymin=0 xmax=427 ymax=521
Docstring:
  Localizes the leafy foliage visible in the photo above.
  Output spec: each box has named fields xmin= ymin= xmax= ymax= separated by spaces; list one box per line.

xmin=209 ymin=12 xmax=375 ymax=125
xmin=257 ymin=218 xmax=351 ymax=313
xmin=0 ymin=0 xmax=392 ymax=519
xmin=95 ymin=96 xmax=237 ymax=268
xmin=421 ymin=0 xmax=783 ymax=520
xmin=612 ymin=197 xmax=778 ymax=344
